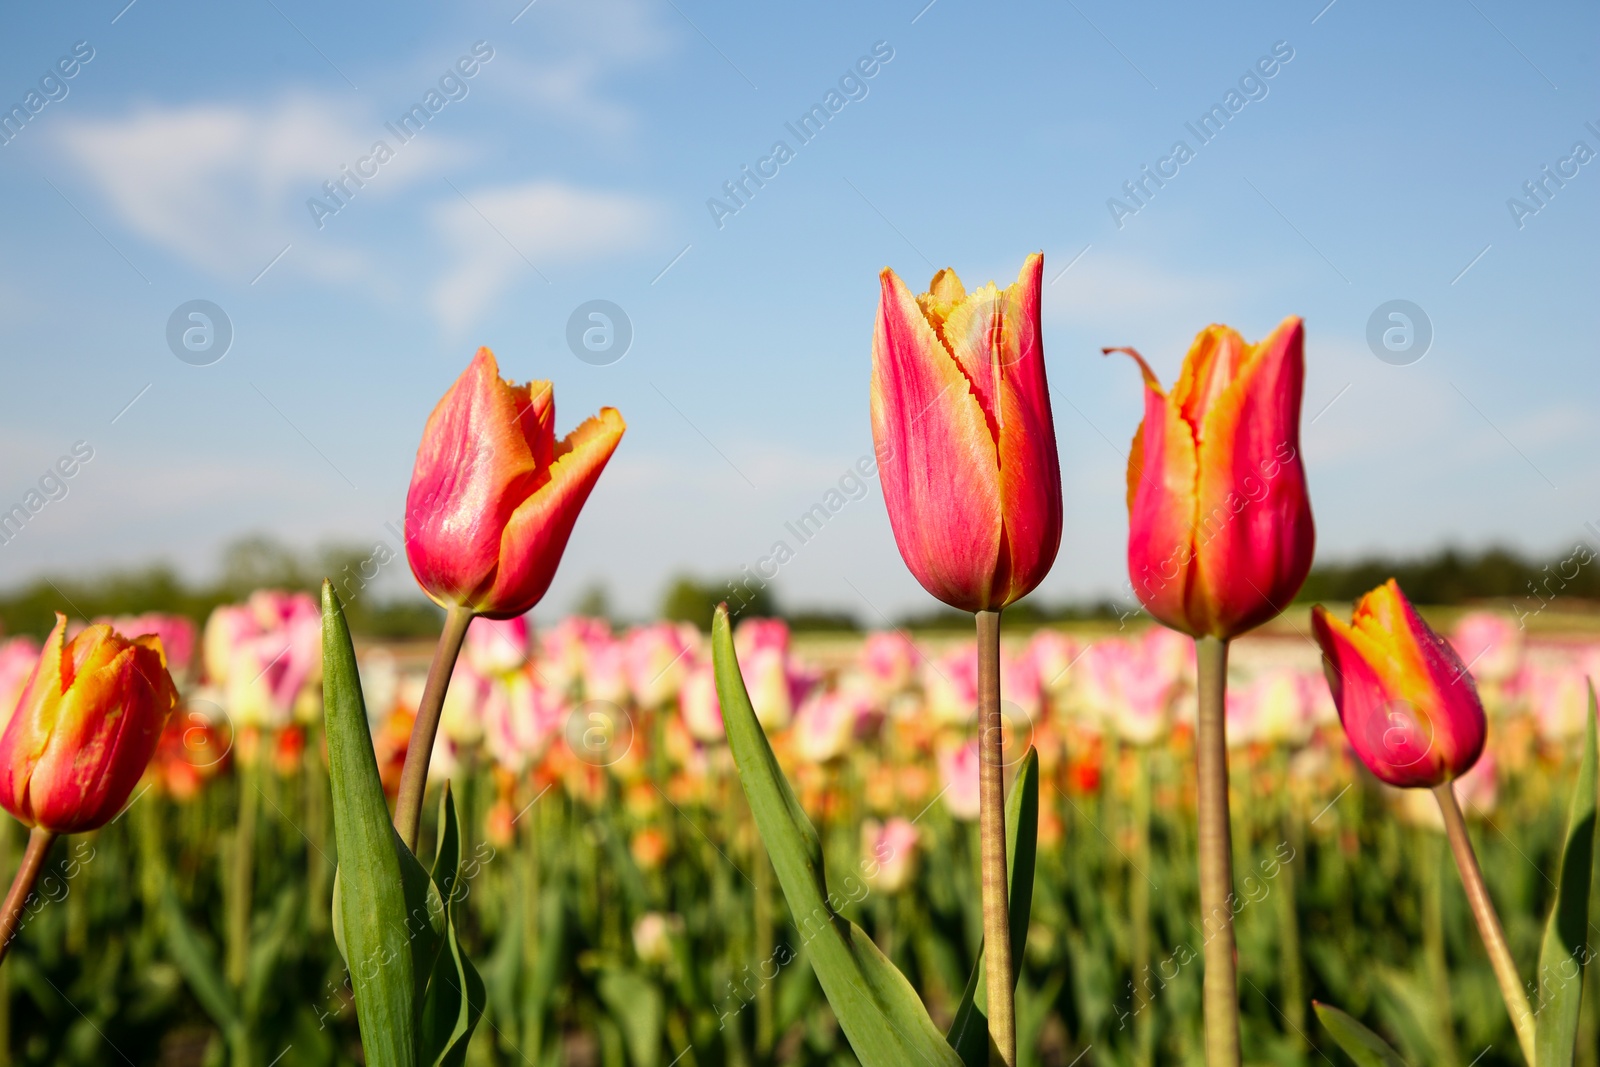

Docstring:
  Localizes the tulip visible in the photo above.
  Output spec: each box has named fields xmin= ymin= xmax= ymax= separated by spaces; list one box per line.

xmin=0 ymin=637 xmax=40 ymax=735
xmin=1313 ymin=579 xmax=1532 ymax=1058
xmin=0 ymin=614 xmax=177 ymax=832
xmin=1110 ymin=316 xmax=1313 ymax=640
xmin=463 ymin=614 xmax=533 ymax=677
xmin=794 ymin=688 xmax=874 ymax=764
xmin=100 ymin=614 xmax=196 ymax=684
xmin=871 ymin=254 xmax=1061 ymax=612
xmin=1311 ymin=580 xmax=1486 ymax=789
xmin=679 ymin=660 xmax=724 ymax=744
xmin=861 ymin=817 xmax=920 ymax=894
xmin=860 ymin=630 xmax=918 ymax=699
xmin=937 ymin=739 xmax=982 ymax=821
xmin=396 ymin=346 xmax=623 ymax=848
xmin=481 ymin=667 xmax=566 ymax=774
xmin=405 ymin=348 xmax=625 ymax=619
xmin=1109 ymin=315 xmax=1312 ymax=1067
xmin=0 ymin=614 xmax=179 ymax=962
xmin=625 ymin=622 xmax=699 ymax=711
xmin=873 ymin=255 xmax=1060 ymax=1065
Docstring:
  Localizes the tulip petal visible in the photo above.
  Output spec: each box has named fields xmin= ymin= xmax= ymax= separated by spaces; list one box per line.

xmin=1190 ymin=316 xmax=1314 ymax=635
xmin=1118 ymin=360 xmax=1201 ymax=634
xmin=476 ymin=407 xmax=626 ymax=618
xmin=871 ymin=268 xmax=1002 ymax=612
xmin=406 ymin=348 xmax=543 ymax=608
xmin=993 ymin=253 xmax=1062 ymax=605
xmin=0 ymin=614 xmax=66 ymax=820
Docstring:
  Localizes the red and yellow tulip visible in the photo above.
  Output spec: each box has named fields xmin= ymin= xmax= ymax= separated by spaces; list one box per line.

xmin=871 ymin=254 xmax=1062 ymax=612
xmin=1311 ymin=580 xmax=1487 ymax=788
xmin=0 ymin=614 xmax=179 ymax=833
xmin=1110 ymin=316 xmax=1313 ymax=639
xmin=405 ymin=347 xmax=625 ymax=619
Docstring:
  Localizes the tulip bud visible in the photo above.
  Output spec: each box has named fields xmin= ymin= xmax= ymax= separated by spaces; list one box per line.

xmin=1111 ymin=316 xmax=1314 ymax=639
xmin=861 ymin=817 xmax=920 ymax=895
xmin=871 ymin=254 xmax=1062 ymax=612
xmin=0 ymin=614 xmax=178 ymax=833
xmin=1312 ymin=580 xmax=1487 ymax=788
xmin=405 ymin=347 xmax=625 ymax=619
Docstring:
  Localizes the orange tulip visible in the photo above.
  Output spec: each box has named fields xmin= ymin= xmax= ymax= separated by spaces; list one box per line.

xmin=406 ymin=347 xmax=625 ymax=619
xmin=1110 ymin=316 xmax=1313 ymax=639
xmin=0 ymin=614 xmax=178 ymax=833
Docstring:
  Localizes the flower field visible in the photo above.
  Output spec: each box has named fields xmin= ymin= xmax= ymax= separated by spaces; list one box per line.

xmin=1 ymin=599 xmax=1595 ymax=1067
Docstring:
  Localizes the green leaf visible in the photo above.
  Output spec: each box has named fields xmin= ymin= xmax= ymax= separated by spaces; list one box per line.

xmin=243 ymin=884 xmax=302 ymax=1022
xmin=946 ymin=747 xmax=1039 ymax=1066
xmin=322 ymin=580 xmax=422 ymax=1067
xmin=159 ymin=882 xmax=241 ymax=1033
xmin=1314 ymin=1001 xmax=1412 ymax=1067
xmin=418 ymin=784 xmax=486 ymax=1067
xmin=597 ymin=968 xmax=664 ymax=1067
xmin=711 ymin=604 xmax=963 ymax=1067
xmin=1535 ymin=681 xmax=1600 ymax=1067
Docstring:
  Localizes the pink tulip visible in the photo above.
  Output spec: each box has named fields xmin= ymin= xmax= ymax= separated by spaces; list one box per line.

xmin=99 ymin=614 xmax=195 ymax=682
xmin=204 ymin=592 xmax=320 ymax=729
xmin=404 ymin=347 xmax=625 ymax=619
xmin=938 ymin=739 xmax=982 ymax=820
xmin=924 ymin=644 xmax=980 ymax=725
xmin=624 ymin=622 xmax=699 ymax=711
xmin=1075 ymin=638 xmax=1177 ymax=745
xmin=1312 ymin=580 xmax=1486 ymax=788
xmin=440 ymin=658 xmax=491 ymax=745
xmin=678 ymin=660 xmax=724 ymax=744
xmin=463 ymin=614 xmax=532 ymax=676
xmin=1026 ymin=629 xmax=1081 ymax=699
xmin=482 ymin=667 xmax=568 ymax=773
xmin=871 ymin=254 xmax=1062 ymax=611
xmin=1112 ymin=317 xmax=1313 ymax=639
xmin=1449 ymin=612 xmax=1524 ymax=686
xmin=862 ymin=817 xmax=921 ymax=894
xmin=861 ymin=630 xmax=919 ymax=698
xmin=794 ymin=688 xmax=875 ymax=764
xmin=580 ymin=634 xmax=630 ymax=704
xmin=0 ymin=637 xmax=41 ymax=734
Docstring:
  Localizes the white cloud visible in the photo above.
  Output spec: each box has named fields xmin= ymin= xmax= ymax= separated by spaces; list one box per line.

xmin=429 ymin=181 xmax=658 ymax=334
xmin=53 ymin=94 xmax=462 ymax=279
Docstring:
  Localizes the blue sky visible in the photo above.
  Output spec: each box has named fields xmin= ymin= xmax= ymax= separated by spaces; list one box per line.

xmin=0 ymin=0 xmax=1595 ymax=621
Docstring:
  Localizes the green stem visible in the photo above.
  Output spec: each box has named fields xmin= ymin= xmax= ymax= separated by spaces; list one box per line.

xmin=1421 ymin=830 xmax=1462 ymax=1067
xmin=977 ymin=608 xmax=1016 ymax=1067
xmin=1434 ymin=782 xmax=1536 ymax=1064
xmin=305 ymin=721 xmax=331 ymax=935
xmin=1278 ymin=799 xmax=1306 ymax=1054
xmin=228 ymin=757 xmax=259 ymax=990
xmin=754 ymin=842 xmax=775 ymax=1056
xmin=394 ymin=604 xmax=474 ymax=851
xmin=0 ymin=826 xmax=53 ymax=967
xmin=1195 ymin=635 xmax=1240 ymax=1067
xmin=1131 ymin=744 xmax=1154 ymax=1067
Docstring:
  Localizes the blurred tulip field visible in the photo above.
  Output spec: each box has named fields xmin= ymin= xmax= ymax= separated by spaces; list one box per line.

xmin=2 ymin=598 xmax=1596 ymax=1067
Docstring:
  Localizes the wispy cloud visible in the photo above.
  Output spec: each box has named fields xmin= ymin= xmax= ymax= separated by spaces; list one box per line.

xmin=429 ymin=180 xmax=658 ymax=334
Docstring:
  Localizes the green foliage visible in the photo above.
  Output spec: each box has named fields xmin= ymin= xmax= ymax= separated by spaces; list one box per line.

xmin=661 ymin=574 xmax=777 ymax=631
xmin=324 ymin=581 xmax=433 ymax=1067
xmin=946 ymin=748 xmax=1039 ymax=1066
xmin=1535 ymin=686 xmax=1599 ymax=1067
xmin=711 ymin=603 xmax=963 ymax=1067
xmin=1315 ymin=1001 xmax=1412 ymax=1067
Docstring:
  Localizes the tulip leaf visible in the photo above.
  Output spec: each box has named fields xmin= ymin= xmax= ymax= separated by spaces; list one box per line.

xmin=418 ymin=783 xmax=486 ymax=1067
xmin=946 ymin=747 xmax=1038 ymax=1066
xmin=322 ymin=580 xmax=421 ymax=1067
xmin=1313 ymin=1001 xmax=1412 ymax=1067
xmin=711 ymin=604 xmax=963 ymax=1067
xmin=159 ymin=882 xmax=242 ymax=1033
xmin=1534 ymin=681 xmax=1600 ymax=1067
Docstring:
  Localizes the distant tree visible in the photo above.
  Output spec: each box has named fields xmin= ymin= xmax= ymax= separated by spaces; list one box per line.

xmin=660 ymin=574 xmax=777 ymax=631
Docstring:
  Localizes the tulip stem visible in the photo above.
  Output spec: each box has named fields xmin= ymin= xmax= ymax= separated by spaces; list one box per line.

xmin=0 ymin=827 xmax=56 ymax=966
xmin=976 ymin=608 xmax=1015 ymax=1067
xmin=1434 ymin=782 xmax=1537 ymax=1064
xmin=1194 ymin=635 xmax=1241 ymax=1067
xmin=394 ymin=603 xmax=474 ymax=852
